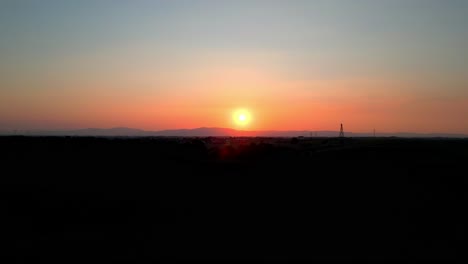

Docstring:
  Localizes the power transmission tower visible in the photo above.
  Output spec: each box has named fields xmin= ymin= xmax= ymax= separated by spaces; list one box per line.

xmin=339 ymin=123 xmax=344 ymax=138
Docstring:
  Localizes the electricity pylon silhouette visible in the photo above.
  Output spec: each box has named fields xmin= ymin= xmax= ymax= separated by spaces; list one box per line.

xmin=339 ymin=123 xmax=344 ymax=138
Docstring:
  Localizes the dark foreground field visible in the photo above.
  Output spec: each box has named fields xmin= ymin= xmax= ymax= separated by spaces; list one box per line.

xmin=1 ymin=136 xmax=467 ymax=262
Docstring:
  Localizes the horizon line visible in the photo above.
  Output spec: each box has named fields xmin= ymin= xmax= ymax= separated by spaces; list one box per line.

xmin=1 ymin=126 xmax=467 ymax=137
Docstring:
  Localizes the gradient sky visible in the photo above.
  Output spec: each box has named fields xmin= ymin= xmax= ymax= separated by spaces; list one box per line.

xmin=1 ymin=0 xmax=467 ymax=133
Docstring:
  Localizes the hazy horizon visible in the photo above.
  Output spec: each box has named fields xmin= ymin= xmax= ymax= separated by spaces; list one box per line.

xmin=1 ymin=0 xmax=467 ymax=133
xmin=2 ymin=126 xmax=468 ymax=138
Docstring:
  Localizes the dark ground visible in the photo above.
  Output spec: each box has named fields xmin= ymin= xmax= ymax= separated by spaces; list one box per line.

xmin=1 ymin=136 xmax=467 ymax=262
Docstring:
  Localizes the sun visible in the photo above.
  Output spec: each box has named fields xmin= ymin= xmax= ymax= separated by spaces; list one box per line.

xmin=232 ymin=108 xmax=251 ymax=127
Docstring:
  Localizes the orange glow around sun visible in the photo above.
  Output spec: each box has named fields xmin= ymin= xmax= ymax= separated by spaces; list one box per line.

xmin=232 ymin=108 xmax=251 ymax=127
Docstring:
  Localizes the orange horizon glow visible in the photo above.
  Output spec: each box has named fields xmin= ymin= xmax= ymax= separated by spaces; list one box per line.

xmin=2 ymin=69 xmax=468 ymax=133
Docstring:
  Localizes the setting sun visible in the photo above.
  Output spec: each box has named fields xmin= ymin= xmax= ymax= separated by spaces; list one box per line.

xmin=233 ymin=109 xmax=251 ymax=127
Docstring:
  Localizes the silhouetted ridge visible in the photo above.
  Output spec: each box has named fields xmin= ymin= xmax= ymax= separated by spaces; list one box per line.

xmin=1 ymin=127 xmax=466 ymax=138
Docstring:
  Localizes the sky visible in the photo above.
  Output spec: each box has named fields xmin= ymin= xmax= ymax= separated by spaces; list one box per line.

xmin=1 ymin=0 xmax=467 ymax=133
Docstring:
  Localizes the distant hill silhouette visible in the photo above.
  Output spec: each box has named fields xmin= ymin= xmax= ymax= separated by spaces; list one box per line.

xmin=1 ymin=127 xmax=467 ymax=138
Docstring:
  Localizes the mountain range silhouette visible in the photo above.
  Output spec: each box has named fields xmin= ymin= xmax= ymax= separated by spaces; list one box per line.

xmin=2 ymin=127 xmax=467 ymax=138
